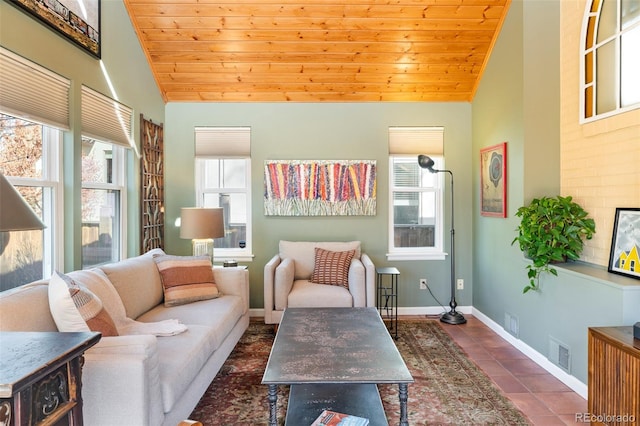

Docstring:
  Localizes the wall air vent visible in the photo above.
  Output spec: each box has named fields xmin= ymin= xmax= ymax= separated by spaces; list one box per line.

xmin=549 ymin=336 xmax=571 ymax=373
xmin=504 ymin=312 xmax=519 ymax=338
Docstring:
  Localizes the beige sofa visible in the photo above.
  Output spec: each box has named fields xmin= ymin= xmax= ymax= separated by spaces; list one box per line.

xmin=0 ymin=249 xmax=250 ymax=426
xmin=264 ymin=241 xmax=375 ymax=324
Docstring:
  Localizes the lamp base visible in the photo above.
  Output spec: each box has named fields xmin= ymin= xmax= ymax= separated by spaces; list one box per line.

xmin=192 ymin=239 xmax=214 ymax=264
xmin=440 ymin=310 xmax=467 ymax=325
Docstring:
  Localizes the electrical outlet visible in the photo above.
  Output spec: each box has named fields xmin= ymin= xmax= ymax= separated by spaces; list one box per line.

xmin=419 ymin=279 xmax=427 ymax=289
xmin=456 ymin=279 xmax=464 ymax=290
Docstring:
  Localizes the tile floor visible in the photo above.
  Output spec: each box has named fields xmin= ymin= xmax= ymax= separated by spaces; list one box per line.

xmin=434 ymin=315 xmax=588 ymax=426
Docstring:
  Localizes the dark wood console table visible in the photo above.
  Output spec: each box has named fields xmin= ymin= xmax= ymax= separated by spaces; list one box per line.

xmin=0 ymin=331 xmax=101 ymax=426
xmin=588 ymin=326 xmax=640 ymax=426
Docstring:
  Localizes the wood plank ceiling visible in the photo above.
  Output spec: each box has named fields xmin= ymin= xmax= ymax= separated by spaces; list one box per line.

xmin=123 ymin=0 xmax=511 ymax=102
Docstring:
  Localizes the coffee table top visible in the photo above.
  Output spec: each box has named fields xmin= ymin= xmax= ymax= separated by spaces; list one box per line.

xmin=262 ymin=307 xmax=413 ymax=385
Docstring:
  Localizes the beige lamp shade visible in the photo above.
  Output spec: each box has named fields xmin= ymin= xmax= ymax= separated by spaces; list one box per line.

xmin=179 ymin=208 xmax=224 ymax=240
xmin=0 ymin=172 xmax=45 ymax=232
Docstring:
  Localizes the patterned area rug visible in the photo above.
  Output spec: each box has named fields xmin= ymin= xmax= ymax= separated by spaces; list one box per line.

xmin=190 ymin=319 xmax=530 ymax=425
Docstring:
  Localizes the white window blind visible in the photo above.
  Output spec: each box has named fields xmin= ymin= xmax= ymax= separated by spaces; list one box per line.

xmin=388 ymin=127 xmax=444 ymax=155
xmin=81 ymin=85 xmax=134 ymax=150
xmin=0 ymin=47 xmax=70 ymax=130
xmin=195 ymin=127 xmax=251 ymax=157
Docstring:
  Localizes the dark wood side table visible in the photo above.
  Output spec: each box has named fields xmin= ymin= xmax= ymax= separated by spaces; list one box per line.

xmin=376 ymin=267 xmax=400 ymax=339
xmin=0 ymin=331 xmax=101 ymax=426
xmin=588 ymin=326 xmax=640 ymax=426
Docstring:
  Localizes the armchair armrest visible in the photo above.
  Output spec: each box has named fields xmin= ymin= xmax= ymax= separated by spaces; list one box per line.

xmin=361 ymin=254 xmax=376 ymax=307
xmin=213 ymin=267 xmax=250 ymax=314
xmin=82 ymin=335 xmax=164 ymax=426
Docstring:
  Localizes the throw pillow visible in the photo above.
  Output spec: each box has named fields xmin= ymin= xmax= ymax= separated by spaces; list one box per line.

xmin=309 ymin=248 xmax=355 ymax=288
xmin=48 ymin=271 xmax=119 ymax=336
xmin=153 ymin=254 xmax=220 ymax=307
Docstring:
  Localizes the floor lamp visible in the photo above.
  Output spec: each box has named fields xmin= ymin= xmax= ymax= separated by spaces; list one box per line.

xmin=418 ymin=155 xmax=466 ymax=325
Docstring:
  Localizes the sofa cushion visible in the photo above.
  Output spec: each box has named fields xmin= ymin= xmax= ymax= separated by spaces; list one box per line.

xmin=136 ymin=294 xmax=245 ymax=352
xmin=288 ymin=280 xmax=354 ymax=308
xmin=310 ymin=248 xmax=355 ymax=288
xmin=279 ymin=241 xmax=361 ymax=280
xmin=152 ymin=325 xmax=219 ymax=413
xmin=48 ymin=271 xmax=119 ymax=336
xmin=100 ymin=248 xmax=165 ymax=319
xmin=153 ymin=254 xmax=220 ymax=307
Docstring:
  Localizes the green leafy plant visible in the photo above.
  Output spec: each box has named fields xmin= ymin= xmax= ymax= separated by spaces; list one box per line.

xmin=512 ymin=195 xmax=596 ymax=293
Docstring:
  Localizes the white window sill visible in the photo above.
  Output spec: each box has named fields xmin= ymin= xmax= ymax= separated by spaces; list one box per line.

xmin=214 ymin=253 xmax=254 ymax=263
xmin=386 ymin=252 xmax=447 ymax=261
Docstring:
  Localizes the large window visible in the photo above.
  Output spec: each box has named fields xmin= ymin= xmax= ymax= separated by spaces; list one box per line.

xmin=0 ymin=114 xmax=61 ymax=290
xmin=389 ymin=156 xmax=445 ymax=260
xmin=387 ymin=127 xmax=445 ymax=260
xmin=582 ymin=0 xmax=640 ymax=120
xmin=194 ymin=127 xmax=252 ymax=261
xmin=81 ymin=138 xmax=125 ymax=268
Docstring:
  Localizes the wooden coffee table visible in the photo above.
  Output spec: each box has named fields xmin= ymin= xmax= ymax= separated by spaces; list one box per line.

xmin=262 ymin=307 xmax=413 ymax=425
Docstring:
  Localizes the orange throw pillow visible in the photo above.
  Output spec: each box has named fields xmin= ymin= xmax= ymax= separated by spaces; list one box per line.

xmin=153 ymin=254 xmax=220 ymax=307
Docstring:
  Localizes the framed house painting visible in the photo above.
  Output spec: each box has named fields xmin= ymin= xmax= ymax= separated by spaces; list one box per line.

xmin=480 ymin=142 xmax=507 ymax=218
xmin=9 ymin=0 xmax=101 ymax=58
xmin=608 ymin=208 xmax=640 ymax=280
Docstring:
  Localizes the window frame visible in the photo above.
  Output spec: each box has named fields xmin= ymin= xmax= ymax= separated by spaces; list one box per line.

xmin=80 ymin=139 xmax=127 ymax=268
xmin=387 ymin=154 xmax=446 ymax=261
xmin=581 ymin=0 xmax=640 ymax=122
xmin=195 ymin=157 xmax=253 ymax=262
xmin=1 ymin=121 xmax=63 ymax=283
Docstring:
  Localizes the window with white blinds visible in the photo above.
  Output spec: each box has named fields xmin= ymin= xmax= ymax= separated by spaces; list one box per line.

xmin=388 ymin=127 xmax=445 ymax=260
xmin=81 ymin=85 xmax=134 ymax=150
xmin=195 ymin=127 xmax=251 ymax=157
xmin=0 ymin=47 xmax=70 ymax=130
xmin=388 ymin=126 xmax=444 ymax=155
xmin=193 ymin=127 xmax=252 ymax=261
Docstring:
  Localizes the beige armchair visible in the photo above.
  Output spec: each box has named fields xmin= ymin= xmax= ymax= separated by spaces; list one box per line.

xmin=264 ymin=240 xmax=376 ymax=324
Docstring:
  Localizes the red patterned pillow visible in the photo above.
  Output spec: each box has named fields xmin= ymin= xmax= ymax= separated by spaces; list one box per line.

xmin=310 ymin=248 xmax=355 ymax=288
xmin=153 ymin=255 xmax=220 ymax=307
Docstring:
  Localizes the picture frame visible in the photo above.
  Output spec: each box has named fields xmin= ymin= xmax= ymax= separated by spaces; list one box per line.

xmin=607 ymin=208 xmax=640 ymax=280
xmin=480 ymin=142 xmax=507 ymax=218
xmin=264 ymin=160 xmax=376 ymax=216
xmin=9 ymin=0 xmax=101 ymax=58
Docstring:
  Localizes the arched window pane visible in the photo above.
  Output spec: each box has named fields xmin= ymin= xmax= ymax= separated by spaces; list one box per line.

xmin=597 ymin=0 xmax=618 ymax=43
xmin=596 ymin=40 xmax=617 ymax=114
xmin=621 ymin=27 xmax=640 ymax=107
xmin=621 ymin=0 xmax=640 ymax=29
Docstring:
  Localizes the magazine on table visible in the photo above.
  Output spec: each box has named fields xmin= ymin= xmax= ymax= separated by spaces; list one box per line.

xmin=310 ymin=409 xmax=370 ymax=426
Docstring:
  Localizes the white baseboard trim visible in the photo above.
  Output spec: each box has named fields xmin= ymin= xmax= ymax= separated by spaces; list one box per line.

xmin=471 ymin=307 xmax=588 ymax=399
xmin=397 ymin=305 xmax=473 ymax=316
xmin=250 ymin=305 xmax=587 ymax=399
xmin=250 ymin=308 xmax=264 ymax=318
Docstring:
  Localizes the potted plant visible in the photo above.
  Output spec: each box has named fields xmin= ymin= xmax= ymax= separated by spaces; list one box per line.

xmin=512 ymin=195 xmax=596 ymax=293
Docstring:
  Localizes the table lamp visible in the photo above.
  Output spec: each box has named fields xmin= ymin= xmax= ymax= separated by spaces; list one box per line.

xmin=179 ymin=207 xmax=224 ymax=264
xmin=0 ymin=172 xmax=46 ymax=255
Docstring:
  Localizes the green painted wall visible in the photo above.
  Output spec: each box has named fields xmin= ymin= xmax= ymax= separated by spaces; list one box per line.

xmin=164 ymin=102 xmax=474 ymax=310
xmin=0 ymin=0 xmax=165 ymax=269
xmin=471 ymin=0 xmax=640 ymax=386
